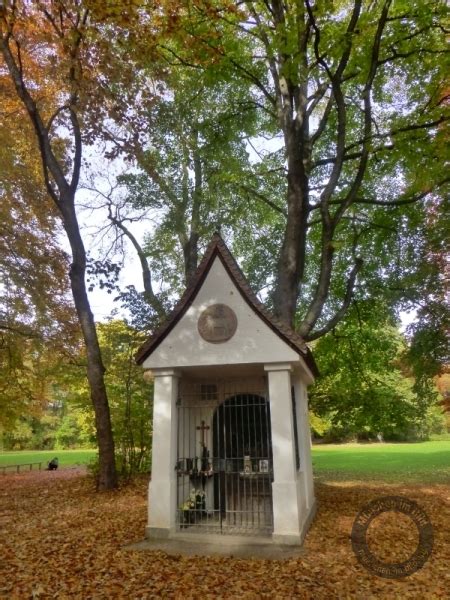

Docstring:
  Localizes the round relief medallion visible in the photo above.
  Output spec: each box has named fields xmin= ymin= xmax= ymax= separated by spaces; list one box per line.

xmin=198 ymin=303 xmax=238 ymax=343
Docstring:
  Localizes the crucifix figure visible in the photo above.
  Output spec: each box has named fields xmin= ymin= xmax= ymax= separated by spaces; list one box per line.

xmin=197 ymin=420 xmax=210 ymax=447
xmin=197 ymin=420 xmax=210 ymax=473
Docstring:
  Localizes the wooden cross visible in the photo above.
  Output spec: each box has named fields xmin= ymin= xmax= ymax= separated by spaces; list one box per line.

xmin=196 ymin=420 xmax=210 ymax=446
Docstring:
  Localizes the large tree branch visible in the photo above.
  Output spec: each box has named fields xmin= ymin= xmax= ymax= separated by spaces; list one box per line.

xmin=307 ymin=0 xmax=362 ymax=215
xmin=70 ymin=108 xmax=82 ymax=193
xmin=310 ymin=92 xmax=333 ymax=147
xmin=378 ymin=47 xmax=448 ymax=66
xmin=0 ymin=323 xmax=42 ymax=339
xmin=309 ymin=177 xmax=450 ymax=210
xmin=183 ymin=131 xmax=202 ymax=285
xmin=227 ymin=56 xmax=276 ymax=106
xmin=246 ymin=2 xmax=282 ymax=110
xmin=313 ymin=115 xmax=447 ymax=168
xmin=332 ymin=0 xmax=392 ymax=227
xmin=307 ymin=81 xmax=330 ymax=117
xmin=1 ymin=6 xmax=88 ymax=201
xmin=158 ymin=43 xmax=204 ymax=70
xmin=297 ymin=2 xmax=363 ymax=335
xmin=313 ymin=144 xmax=393 ymax=167
xmin=304 ymin=258 xmax=363 ymax=341
xmin=65 ymin=8 xmax=87 ymax=192
xmin=46 ymin=104 xmax=70 ymax=132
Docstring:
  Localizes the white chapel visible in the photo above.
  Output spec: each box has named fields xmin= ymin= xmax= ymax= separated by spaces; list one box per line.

xmin=136 ymin=233 xmax=318 ymax=546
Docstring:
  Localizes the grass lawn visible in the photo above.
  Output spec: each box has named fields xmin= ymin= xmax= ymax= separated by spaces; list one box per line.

xmin=2 ymin=441 xmax=448 ymax=482
xmin=312 ymin=440 xmax=450 ymax=483
xmin=0 ymin=449 xmax=96 ymax=469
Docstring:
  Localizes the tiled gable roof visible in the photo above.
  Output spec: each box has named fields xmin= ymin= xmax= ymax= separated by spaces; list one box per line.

xmin=135 ymin=233 xmax=318 ymax=377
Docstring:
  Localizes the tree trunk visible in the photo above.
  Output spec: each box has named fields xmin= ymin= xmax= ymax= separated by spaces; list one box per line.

xmin=183 ymin=233 xmax=199 ymax=286
xmin=182 ymin=128 xmax=202 ymax=286
xmin=1 ymin=5 xmax=117 ymax=490
xmin=272 ymin=126 xmax=309 ymax=327
xmin=61 ymin=200 xmax=117 ymax=490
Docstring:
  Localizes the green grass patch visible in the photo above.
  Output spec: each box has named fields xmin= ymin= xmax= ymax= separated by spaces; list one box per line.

xmin=312 ymin=440 xmax=450 ymax=484
xmin=0 ymin=449 xmax=97 ymax=469
xmin=2 ymin=443 xmax=449 ymax=484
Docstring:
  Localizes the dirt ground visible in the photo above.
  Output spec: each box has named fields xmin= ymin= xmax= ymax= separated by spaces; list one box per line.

xmin=1 ymin=469 xmax=449 ymax=599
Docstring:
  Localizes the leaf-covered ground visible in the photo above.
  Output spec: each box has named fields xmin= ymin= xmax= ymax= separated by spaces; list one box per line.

xmin=1 ymin=470 xmax=449 ymax=599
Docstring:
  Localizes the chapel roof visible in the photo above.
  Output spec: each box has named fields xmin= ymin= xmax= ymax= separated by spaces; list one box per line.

xmin=135 ymin=233 xmax=318 ymax=377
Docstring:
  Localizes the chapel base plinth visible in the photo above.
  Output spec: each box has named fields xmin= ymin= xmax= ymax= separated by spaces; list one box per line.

xmin=145 ymin=526 xmax=172 ymax=539
xmin=128 ymin=532 xmax=306 ymax=559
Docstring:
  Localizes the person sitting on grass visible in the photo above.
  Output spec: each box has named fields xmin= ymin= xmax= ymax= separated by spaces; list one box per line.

xmin=47 ymin=457 xmax=59 ymax=471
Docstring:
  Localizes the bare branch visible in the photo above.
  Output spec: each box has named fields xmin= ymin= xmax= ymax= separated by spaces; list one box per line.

xmin=46 ymin=104 xmax=70 ymax=132
xmin=107 ymin=208 xmax=165 ymax=318
xmin=309 ymin=177 xmax=450 ymax=210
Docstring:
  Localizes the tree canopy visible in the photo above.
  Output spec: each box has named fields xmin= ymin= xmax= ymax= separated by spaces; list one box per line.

xmin=1 ymin=1 xmax=448 ymax=463
xmin=146 ymin=0 xmax=448 ymax=337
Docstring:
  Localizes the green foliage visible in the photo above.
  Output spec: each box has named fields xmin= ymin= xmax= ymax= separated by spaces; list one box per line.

xmin=1 ymin=320 xmax=151 ymax=476
xmin=1 ymin=401 xmax=94 ymax=451
xmin=1 ymin=0 xmax=448 ymax=459
xmin=407 ymin=300 xmax=450 ymax=392
xmin=54 ymin=415 xmax=84 ymax=450
xmin=152 ymin=0 xmax=449 ymax=336
xmin=310 ymin=306 xmax=443 ymax=442
xmin=46 ymin=319 xmax=153 ymax=476
xmin=3 ymin=420 xmax=34 ymax=450
xmin=309 ymin=412 xmax=332 ymax=438
xmin=139 ymin=80 xmax=256 ymax=265
xmin=96 ymin=320 xmax=152 ymax=476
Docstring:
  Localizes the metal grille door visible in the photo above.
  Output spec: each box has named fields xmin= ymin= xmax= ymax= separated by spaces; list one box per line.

xmin=176 ymin=381 xmax=273 ymax=535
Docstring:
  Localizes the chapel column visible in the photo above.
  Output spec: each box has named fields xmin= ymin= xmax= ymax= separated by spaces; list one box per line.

xmin=293 ymin=376 xmax=315 ymax=511
xmin=146 ymin=368 xmax=180 ymax=538
xmin=265 ymin=363 xmax=301 ymax=544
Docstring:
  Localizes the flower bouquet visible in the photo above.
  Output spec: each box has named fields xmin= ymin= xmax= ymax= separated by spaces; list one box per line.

xmin=180 ymin=488 xmax=206 ymax=525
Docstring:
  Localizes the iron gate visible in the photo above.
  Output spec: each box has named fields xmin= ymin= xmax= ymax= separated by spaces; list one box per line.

xmin=176 ymin=379 xmax=274 ymax=535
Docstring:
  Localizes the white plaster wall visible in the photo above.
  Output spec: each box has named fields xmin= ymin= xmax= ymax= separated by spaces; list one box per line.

xmin=293 ymin=381 xmax=307 ymax=526
xmin=147 ymin=371 xmax=179 ymax=533
xmin=266 ymin=366 xmax=302 ymax=539
xmin=143 ymin=257 xmax=300 ymax=370
xmin=293 ymin=373 xmax=315 ymax=527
